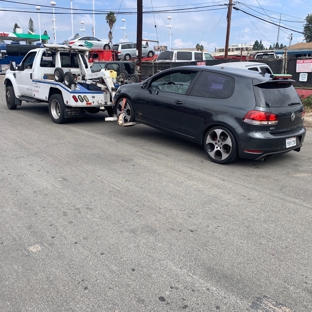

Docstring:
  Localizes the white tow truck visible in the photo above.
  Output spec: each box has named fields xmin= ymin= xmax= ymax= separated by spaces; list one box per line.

xmin=4 ymin=44 xmax=117 ymax=124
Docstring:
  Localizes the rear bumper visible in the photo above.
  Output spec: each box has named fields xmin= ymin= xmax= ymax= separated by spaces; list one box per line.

xmin=238 ymin=126 xmax=306 ymax=160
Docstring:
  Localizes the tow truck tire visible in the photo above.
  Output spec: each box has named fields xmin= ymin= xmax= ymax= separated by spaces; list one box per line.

xmin=6 ymin=86 xmax=18 ymax=110
xmin=119 ymin=70 xmax=129 ymax=81
xmin=49 ymin=94 xmax=66 ymax=124
xmin=64 ymin=72 xmax=75 ymax=88
xmin=54 ymin=68 xmax=64 ymax=83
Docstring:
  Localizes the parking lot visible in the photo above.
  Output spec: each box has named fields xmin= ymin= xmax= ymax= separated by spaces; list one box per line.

xmin=0 ymin=75 xmax=312 ymax=311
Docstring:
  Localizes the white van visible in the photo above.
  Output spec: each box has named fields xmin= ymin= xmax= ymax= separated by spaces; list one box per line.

xmin=156 ymin=50 xmax=214 ymax=62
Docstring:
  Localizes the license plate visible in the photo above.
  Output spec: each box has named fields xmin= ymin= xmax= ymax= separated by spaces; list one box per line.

xmin=286 ymin=137 xmax=296 ymax=148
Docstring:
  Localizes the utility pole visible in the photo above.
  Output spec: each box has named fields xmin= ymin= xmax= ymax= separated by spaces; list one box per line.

xmin=224 ymin=0 xmax=233 ymax=59
xmin=137 ymin=0 xmax=143 ymax=79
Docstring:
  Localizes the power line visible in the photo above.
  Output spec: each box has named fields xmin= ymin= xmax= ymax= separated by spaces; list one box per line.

xmin=233 ymin=6 xmax=304 ymax=34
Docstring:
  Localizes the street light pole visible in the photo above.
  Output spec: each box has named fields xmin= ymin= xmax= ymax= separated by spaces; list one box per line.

xmin=121 ymin=19 xmax=127 ymax=39
xmin=92 ymin=0 xmax=95 ymax=36
xmin=71 ymin=0 xmax=74 ymax=38
xmin=36 ymin=6 xmax=41 ymax=45
xmin=50 ymin=1 xmax=57 ymax=44
xmin=80 ymin=21 xmax=85 ymax=36
xmin=166 ymin=16 xmax=172 ymax=50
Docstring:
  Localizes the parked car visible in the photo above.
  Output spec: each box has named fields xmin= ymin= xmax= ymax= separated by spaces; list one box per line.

xmin=112 ymin=42 xmax=155 ymax=60
xmin=213 ymin=61 xmax=273 ymax=75
xmin=114 ymin=66 xmax=306 ymax=164
xmin=156 ymin=50 xmax=215 ymax=62
xmin=91 ymin=61 xmax=140 ymax=82
xmin=68 ymin=36 xmax=110 ymax=50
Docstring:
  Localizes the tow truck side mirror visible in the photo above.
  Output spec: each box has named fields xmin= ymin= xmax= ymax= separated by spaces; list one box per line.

xmin=10 ymin=61 xmax=17 ymax=71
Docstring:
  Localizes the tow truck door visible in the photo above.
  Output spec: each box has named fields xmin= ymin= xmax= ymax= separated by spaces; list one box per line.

xmin=14 ymin=51 xmax=37 ymax=97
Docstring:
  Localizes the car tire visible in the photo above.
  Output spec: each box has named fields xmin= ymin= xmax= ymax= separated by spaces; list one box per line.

xmin=119 ymin=70 xmax=129 ymax=81
xmin=6 ymin=86 xmax=20 ymax=110
xmin=49 ymin=94 xmax=67 ymax=124
xmin=124 ymin=54 xmax=131 ymax=61
xmin=64 ymin=72 xmax=75 ymax=88
xmin=204 ymin=126 xmax=237 ymax=164
xmin=54 ymin=67 xmax=64 ymax=83
xmin=115 ymin=97 xmax=135 ymax=123
xmin=129 ymin=74 xmax=140 ymax=83
xmin=147 ymin=51 xmax=154 ymax=58
xmin=103 ymin=44 xmax=110 ymax=50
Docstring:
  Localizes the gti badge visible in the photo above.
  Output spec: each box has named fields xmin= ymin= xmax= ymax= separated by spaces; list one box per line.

xmin=290 ymin=112 xmax=295 ymax=121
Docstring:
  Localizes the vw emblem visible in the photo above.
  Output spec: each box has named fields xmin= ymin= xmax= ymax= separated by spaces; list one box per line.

xmin=290 ymin=112 xmax=295 ymax=121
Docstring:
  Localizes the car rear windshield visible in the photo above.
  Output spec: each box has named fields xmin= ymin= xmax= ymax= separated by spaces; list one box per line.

xmin=254 ymin=81 xmax=301 ymax=108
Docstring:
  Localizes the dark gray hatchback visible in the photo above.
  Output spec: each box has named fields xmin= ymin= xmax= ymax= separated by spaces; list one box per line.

xmin=113 ymin=66 xmax=306 ymax=164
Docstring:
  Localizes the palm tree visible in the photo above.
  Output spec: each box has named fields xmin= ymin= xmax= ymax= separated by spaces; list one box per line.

xmin=106 ymin=12 xmax=116 ymax=46
xmin=196 ymin=44 xmax=204 ymax=51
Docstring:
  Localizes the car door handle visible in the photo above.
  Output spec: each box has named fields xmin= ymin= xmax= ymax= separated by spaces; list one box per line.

xmin=174 ymin=100 xmax=183 ymax=105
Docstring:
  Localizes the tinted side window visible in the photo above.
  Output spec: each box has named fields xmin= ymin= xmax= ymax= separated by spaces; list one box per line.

xmin=60 ymin=52 xmax=79 ymax=68
xmin=150 ymin=70 xmax=197 ymax=94
xmin=40 ymin=52 xmax=55 ymax=67
xmin=22 ymin=52 xmax=37 ymax=69
xmin=176 ymin=52 xmax=192 ymax=61
xmin=157 ymin=51 xmax=173 ymax=60
xmin=194 ymin=52 xmax=203 ymax=61
xmin=190 ymin=71 xmax=235 ymax=99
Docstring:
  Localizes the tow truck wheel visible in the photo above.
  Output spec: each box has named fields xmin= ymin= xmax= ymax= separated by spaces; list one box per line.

xmin=49 ymin=94 xmax=66 ymax=124
xmin=6 ymin=86 xmax=18 ymax=110
xmin=54 ymin=68 xmax=64 ymax=83
xmin=64 ymin=72 xmax=75 ymax=88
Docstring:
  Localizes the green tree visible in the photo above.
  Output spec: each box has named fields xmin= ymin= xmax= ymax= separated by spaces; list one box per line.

xmin=106 ymin=12 xmax=116 ymax=45
xmin=196 ymin=44 xmax=204 ymax=51
xmin=13 ymin=23 xmax=20 ymax=32
xmin=303 ymin=14 xmax=312 ymax=42
xmin=252 ymin=40 xmax=264 ymax=50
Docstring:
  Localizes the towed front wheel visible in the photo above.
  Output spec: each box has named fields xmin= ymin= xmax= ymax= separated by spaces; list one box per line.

xmin=204 ymin=126 xmax=237 ymax=164
xmin=49 ymin=94 xmax=67 ymax=124
xmin=116 ymin=98 xmax=134 ymax=123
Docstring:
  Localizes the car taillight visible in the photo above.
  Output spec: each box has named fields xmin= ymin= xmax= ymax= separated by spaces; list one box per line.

xmin=243 ymin=110 xmax=278 ymax=125
xmin=69 ymin=41 xmax=74 ymax=44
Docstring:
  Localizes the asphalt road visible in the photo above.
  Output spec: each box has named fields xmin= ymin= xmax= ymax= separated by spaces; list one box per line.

xmin=0 ymin=76 xmax=312 ymax=312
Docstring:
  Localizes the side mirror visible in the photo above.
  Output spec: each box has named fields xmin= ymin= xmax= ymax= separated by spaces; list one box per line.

xmin=10 ymin=61 xmax=17 ymax=71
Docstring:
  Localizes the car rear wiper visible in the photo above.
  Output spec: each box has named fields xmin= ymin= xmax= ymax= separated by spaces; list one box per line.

xmin=288 ymin=102 xmax=301 ymax=106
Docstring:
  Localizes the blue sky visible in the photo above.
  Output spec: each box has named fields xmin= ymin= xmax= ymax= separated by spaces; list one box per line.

xmin=0 ymin=0 xmax=311 ymax=52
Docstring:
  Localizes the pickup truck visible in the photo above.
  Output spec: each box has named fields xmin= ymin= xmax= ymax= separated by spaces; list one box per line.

xmin=4 ymin=44 xmax=117 ymax=124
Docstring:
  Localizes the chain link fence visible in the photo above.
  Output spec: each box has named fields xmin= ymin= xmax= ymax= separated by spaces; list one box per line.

xmin=141 ymin=57 xmax=312 ymax=89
